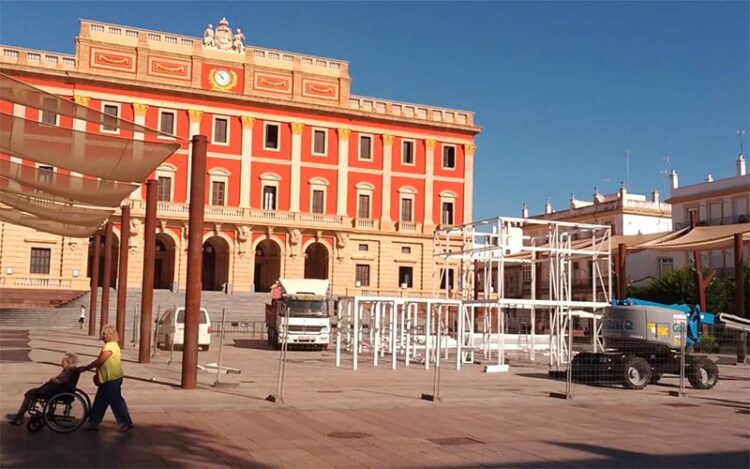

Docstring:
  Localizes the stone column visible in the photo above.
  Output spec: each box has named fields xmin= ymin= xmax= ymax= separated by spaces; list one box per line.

xmin=424 ymin=139 xmax=436 ymax=228
xmin=186 ymin=109 xmax=204 ymax=200
xmin=130 ymin=103 xmax=149 ymax=200
xmin=290 ymin=122 xmax=304 ymax=212
xmin=463 ymin=144 xmax=475 ymax=224
xmin=239 ymin=116 xmax=255 ymax=208
xmin=337 ymin=128 xmax=350 ymax=216
xmin=381 ymin=134 xmax=394 ymax=228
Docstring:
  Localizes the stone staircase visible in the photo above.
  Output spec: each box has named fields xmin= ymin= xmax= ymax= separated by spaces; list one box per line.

xmin=0 ymin=288 xmax=272 ymax=331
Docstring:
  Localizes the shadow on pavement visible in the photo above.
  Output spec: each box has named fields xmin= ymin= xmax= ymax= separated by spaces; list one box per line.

xmin=0 ymin=421 xmax=270 ymax=468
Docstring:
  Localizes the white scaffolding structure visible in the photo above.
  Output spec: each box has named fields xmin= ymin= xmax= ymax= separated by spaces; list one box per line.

xmin=334 ymin=217 xmax=612 ymax=373
xmin=434 ymin=216 xmax=612 ymax=371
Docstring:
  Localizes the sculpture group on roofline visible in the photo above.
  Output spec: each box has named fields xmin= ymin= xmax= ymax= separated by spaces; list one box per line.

xmin=203 ymin=18 xmax=245 ymax=53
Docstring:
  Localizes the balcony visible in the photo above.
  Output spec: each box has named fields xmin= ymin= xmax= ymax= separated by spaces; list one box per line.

xmin=354 ymin=218 xmax=380 ymax=230
xmin=397 ymin=221 xmax=419 ymax=232
xmin=129 ymin=201 xmax=346 ymax=228
xmin=674 ymin=215 xmax=749 ymax=230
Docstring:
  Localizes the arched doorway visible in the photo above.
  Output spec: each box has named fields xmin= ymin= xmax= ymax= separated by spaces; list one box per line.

xmin=202 ymin=236 xmax=230 ymax=291
xmin=87 ymin=235 xmax=119 ymax=289
xmin=304 ymin=242 xmax=329 ymax=280
xmin=254 ymin=239 xmax=280 ymax=292
xmin=154 ymin=234 xmax=176 ymax=290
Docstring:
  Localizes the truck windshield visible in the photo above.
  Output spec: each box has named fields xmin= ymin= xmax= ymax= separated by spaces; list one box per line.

xmin=286 ymin=300 xmax=327 ymax=317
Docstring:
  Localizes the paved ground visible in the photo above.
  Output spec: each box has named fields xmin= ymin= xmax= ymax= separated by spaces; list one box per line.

xmin=0 ymin=327 xmax=748 ymax=468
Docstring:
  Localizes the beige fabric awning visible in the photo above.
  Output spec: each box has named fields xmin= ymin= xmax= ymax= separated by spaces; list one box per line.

xmin=643 ymin=224 xmax=750 ymax=252
xmin=0 ymin=160 xmax=137 ymax=207
xmin=0 ymin=73 xmax=170 ymax=138
xmin=0 ymin=192 xmax=113 ymax=227
xmin=1 ymin=114 xmax=181 ymax=183
xmin=0 ymin=207 xmax=101 ymax=237
xmin=610 ymin=227 xmax=690 ymax=252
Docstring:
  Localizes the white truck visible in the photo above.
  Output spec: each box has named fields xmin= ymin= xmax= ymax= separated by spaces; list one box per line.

xmin=265 ymin=279 xmax=331 ymax=350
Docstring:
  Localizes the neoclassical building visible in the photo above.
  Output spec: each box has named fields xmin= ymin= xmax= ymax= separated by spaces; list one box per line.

xmin=0 ymin=18 xmax=479 ymax=297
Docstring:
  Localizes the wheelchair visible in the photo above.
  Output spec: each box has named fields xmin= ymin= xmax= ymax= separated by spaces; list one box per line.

xmin=26 ymin=371 xmax=91 ymax=433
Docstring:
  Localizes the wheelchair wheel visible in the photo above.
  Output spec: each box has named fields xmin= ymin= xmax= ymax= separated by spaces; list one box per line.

xmin=75 ymin=388 xmax=92 ymax=411
xmin=43 ymin=392 xmax=88 ymax=433
xmin=27 ymin=415 xmax=44 ymax=433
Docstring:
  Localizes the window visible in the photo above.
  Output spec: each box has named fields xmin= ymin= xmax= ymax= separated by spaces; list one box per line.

xmin=398 ymin=266 xmax=413 ymax=288
xmin=211 ymin=181 xmax=226 ymax=206
xmin=440 ymin=268 xmax=455 ymax=290
xmin=30 ymin=248 xmax=51 ymax=274
xmin=102 ymin=104 xmax=119 ymax=132
xmin=40 ymin=97 xmax=57 ymax=125
xmin=442 ymin=145 xmax=456 ymax=169
xmin=264 ymin=123 xmax=280 ymax=150
xmin=38 ymin=165 xmax=54 ymax=185
xmin=312 ymin=189 xmax=325 ymax=213
xmin=355 ymin=264 xmax=370 ymax=287
xmin=312 ymin=129 xmax=327 ymax=155
xmin=263 ymin=185 xmax=277 ymax=210
xmin=401 ymin=246 xmax=411 ymax=254
xmin=213 ymin=117 xmax=228 ymax=144
xmin=159 ymin=110 xmax=175 ymax=136
xmin=441 ymin=201 xmax=454 ymax=225
xmin=522 ymin=265 xmax=531 ymax=282
xmin=657 ymin=257 xmax=674 ymax=277
xmin=358 ymin=244 xmax=369 ymax=252
xmin=358 ymin=194 xmax=371 ymax=219
xmin=359 ymin=135 xmax=372 ymax=160
xmin=400 ymin=198 xmax=413 ymax=222
xmin=402 ymin=140 xmax=414 ymax=165
xmin=156 ymin=176 xmax=172 ymax=202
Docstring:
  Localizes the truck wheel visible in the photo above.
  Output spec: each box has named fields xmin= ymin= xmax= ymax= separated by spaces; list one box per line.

xmin=622 ymin=355 xmax=651 ymax=390
xmin=688 ymin=357 xmax=718 ymax=389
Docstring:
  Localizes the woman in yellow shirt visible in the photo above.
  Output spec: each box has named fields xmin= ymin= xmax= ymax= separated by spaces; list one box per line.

xmin=81 ymin=325 xmax=134 ymax=432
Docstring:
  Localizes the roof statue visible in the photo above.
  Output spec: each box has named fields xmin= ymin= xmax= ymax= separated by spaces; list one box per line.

xmin=202 ymin=18 xmax=245 ymax=53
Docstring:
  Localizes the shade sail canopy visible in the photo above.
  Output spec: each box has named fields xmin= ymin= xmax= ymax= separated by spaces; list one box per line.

xmin=611 ymin=228 xmax=690 ymax=252
xmin=0 ymin=73 xmax=170 ymax=138
xmin=642 ymin=224 xmax=750 ymax=252
xmin=0 ymin=207 xmax=101 ymax=237
xmin=0 ymin=160 xmax=138 ymax=207
xmin=1 ymin=113 xmax=181 ymax=183
xmin=0 ymin=191 xmax=113 ymax=227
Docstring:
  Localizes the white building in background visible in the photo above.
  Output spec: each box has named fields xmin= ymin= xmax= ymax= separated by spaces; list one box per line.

xmin=667 ymin=153 xmax=750 ymax=276
xmin=524 ymin=184 xmax=673 ymax=296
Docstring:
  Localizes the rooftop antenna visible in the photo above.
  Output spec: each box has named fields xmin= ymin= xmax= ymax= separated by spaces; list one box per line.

xmin=624 ymin=149 xmax=632 ymax=192
xmin=659 ymin=155 xmax=672 ymax=198
xmin=738 ymin=129 xmax=746 ymax=154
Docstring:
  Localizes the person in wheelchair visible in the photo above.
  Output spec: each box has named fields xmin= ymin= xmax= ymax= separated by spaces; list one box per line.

xmin=6 ymin=352 xmax=79 ymax=426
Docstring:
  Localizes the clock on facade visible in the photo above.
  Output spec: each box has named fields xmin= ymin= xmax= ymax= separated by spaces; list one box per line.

xmin=208 ymin=67 xmax=238 ymax=91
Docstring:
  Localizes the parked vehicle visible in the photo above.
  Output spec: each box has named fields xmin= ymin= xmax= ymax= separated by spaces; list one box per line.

xmin=265 ymin=279 xmax=331 ymax=350
xmin=156 ymin=307 xmax=211 ymax=351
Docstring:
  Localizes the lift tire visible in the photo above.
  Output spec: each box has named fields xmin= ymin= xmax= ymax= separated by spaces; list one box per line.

xmin=688 ymin=357 xmax=719 ymax=390
xmin=622 ymin=355 xmax=651 ymax=390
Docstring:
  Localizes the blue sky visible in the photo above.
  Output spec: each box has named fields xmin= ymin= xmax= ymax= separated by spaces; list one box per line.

xmin=1 ymin=1 xmax=747 ymax=220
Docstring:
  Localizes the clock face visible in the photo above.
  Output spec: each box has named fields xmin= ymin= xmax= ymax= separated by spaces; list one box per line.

xmin=214 ymin=69 xmax=231 ymax=86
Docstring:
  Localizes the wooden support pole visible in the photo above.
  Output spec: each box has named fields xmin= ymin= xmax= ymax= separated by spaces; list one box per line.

xmin=735 ymin=233 xmax=747 ymax=363
xmin=116 ymin=205 xmax=130 ymax=348
xmin=100 ymin=221 xmax=113 ymax=332
xmin=139 ymin=180 xmax=157 ymax=363
xmin=617 ymin=243 xmax=627 ymax=300
xmin=182 ymin=135 xmax=207 ymax=389
xmin=88 ymin=232 xmax=101 ymax=336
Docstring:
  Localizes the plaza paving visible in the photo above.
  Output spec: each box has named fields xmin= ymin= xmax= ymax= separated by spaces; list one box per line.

xmin=0 ymin=327 xmax=748 ymax=468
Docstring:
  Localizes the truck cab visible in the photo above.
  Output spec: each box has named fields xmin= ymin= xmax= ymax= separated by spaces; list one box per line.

xmin=265 ymin=279 xmax=331 ymax=350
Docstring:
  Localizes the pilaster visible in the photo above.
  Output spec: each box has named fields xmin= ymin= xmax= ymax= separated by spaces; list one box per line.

xmin=381 ymin=134 xmax=394 ymax=228
xmin=71 ymin=96 xmax=91 ymax=178
xmin=187 ymin=109 xmax=203 ymax=200
xmin=240 ymin=116 xmax=255 ymax=208
xmin=424 ymin=139 xmax=436 ymax=228
xmin=10 ymin=104 xmax=25 ymax=164
xmin=336 ymin=128 xmax=350 ymax=216
xmin=130 ymin=103 xmax=149 ymax=200
xmin=464 ymin=143 xmax=475 ymax=223
xmin=290 ymin=122 xmax=304 ymax=212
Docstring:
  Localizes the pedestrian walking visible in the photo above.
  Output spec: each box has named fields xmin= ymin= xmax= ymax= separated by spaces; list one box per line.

xmin=78 ymin=305 xmax=86 ymax=329
xmin=80 ymin=325 xmax=134 ymax=432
